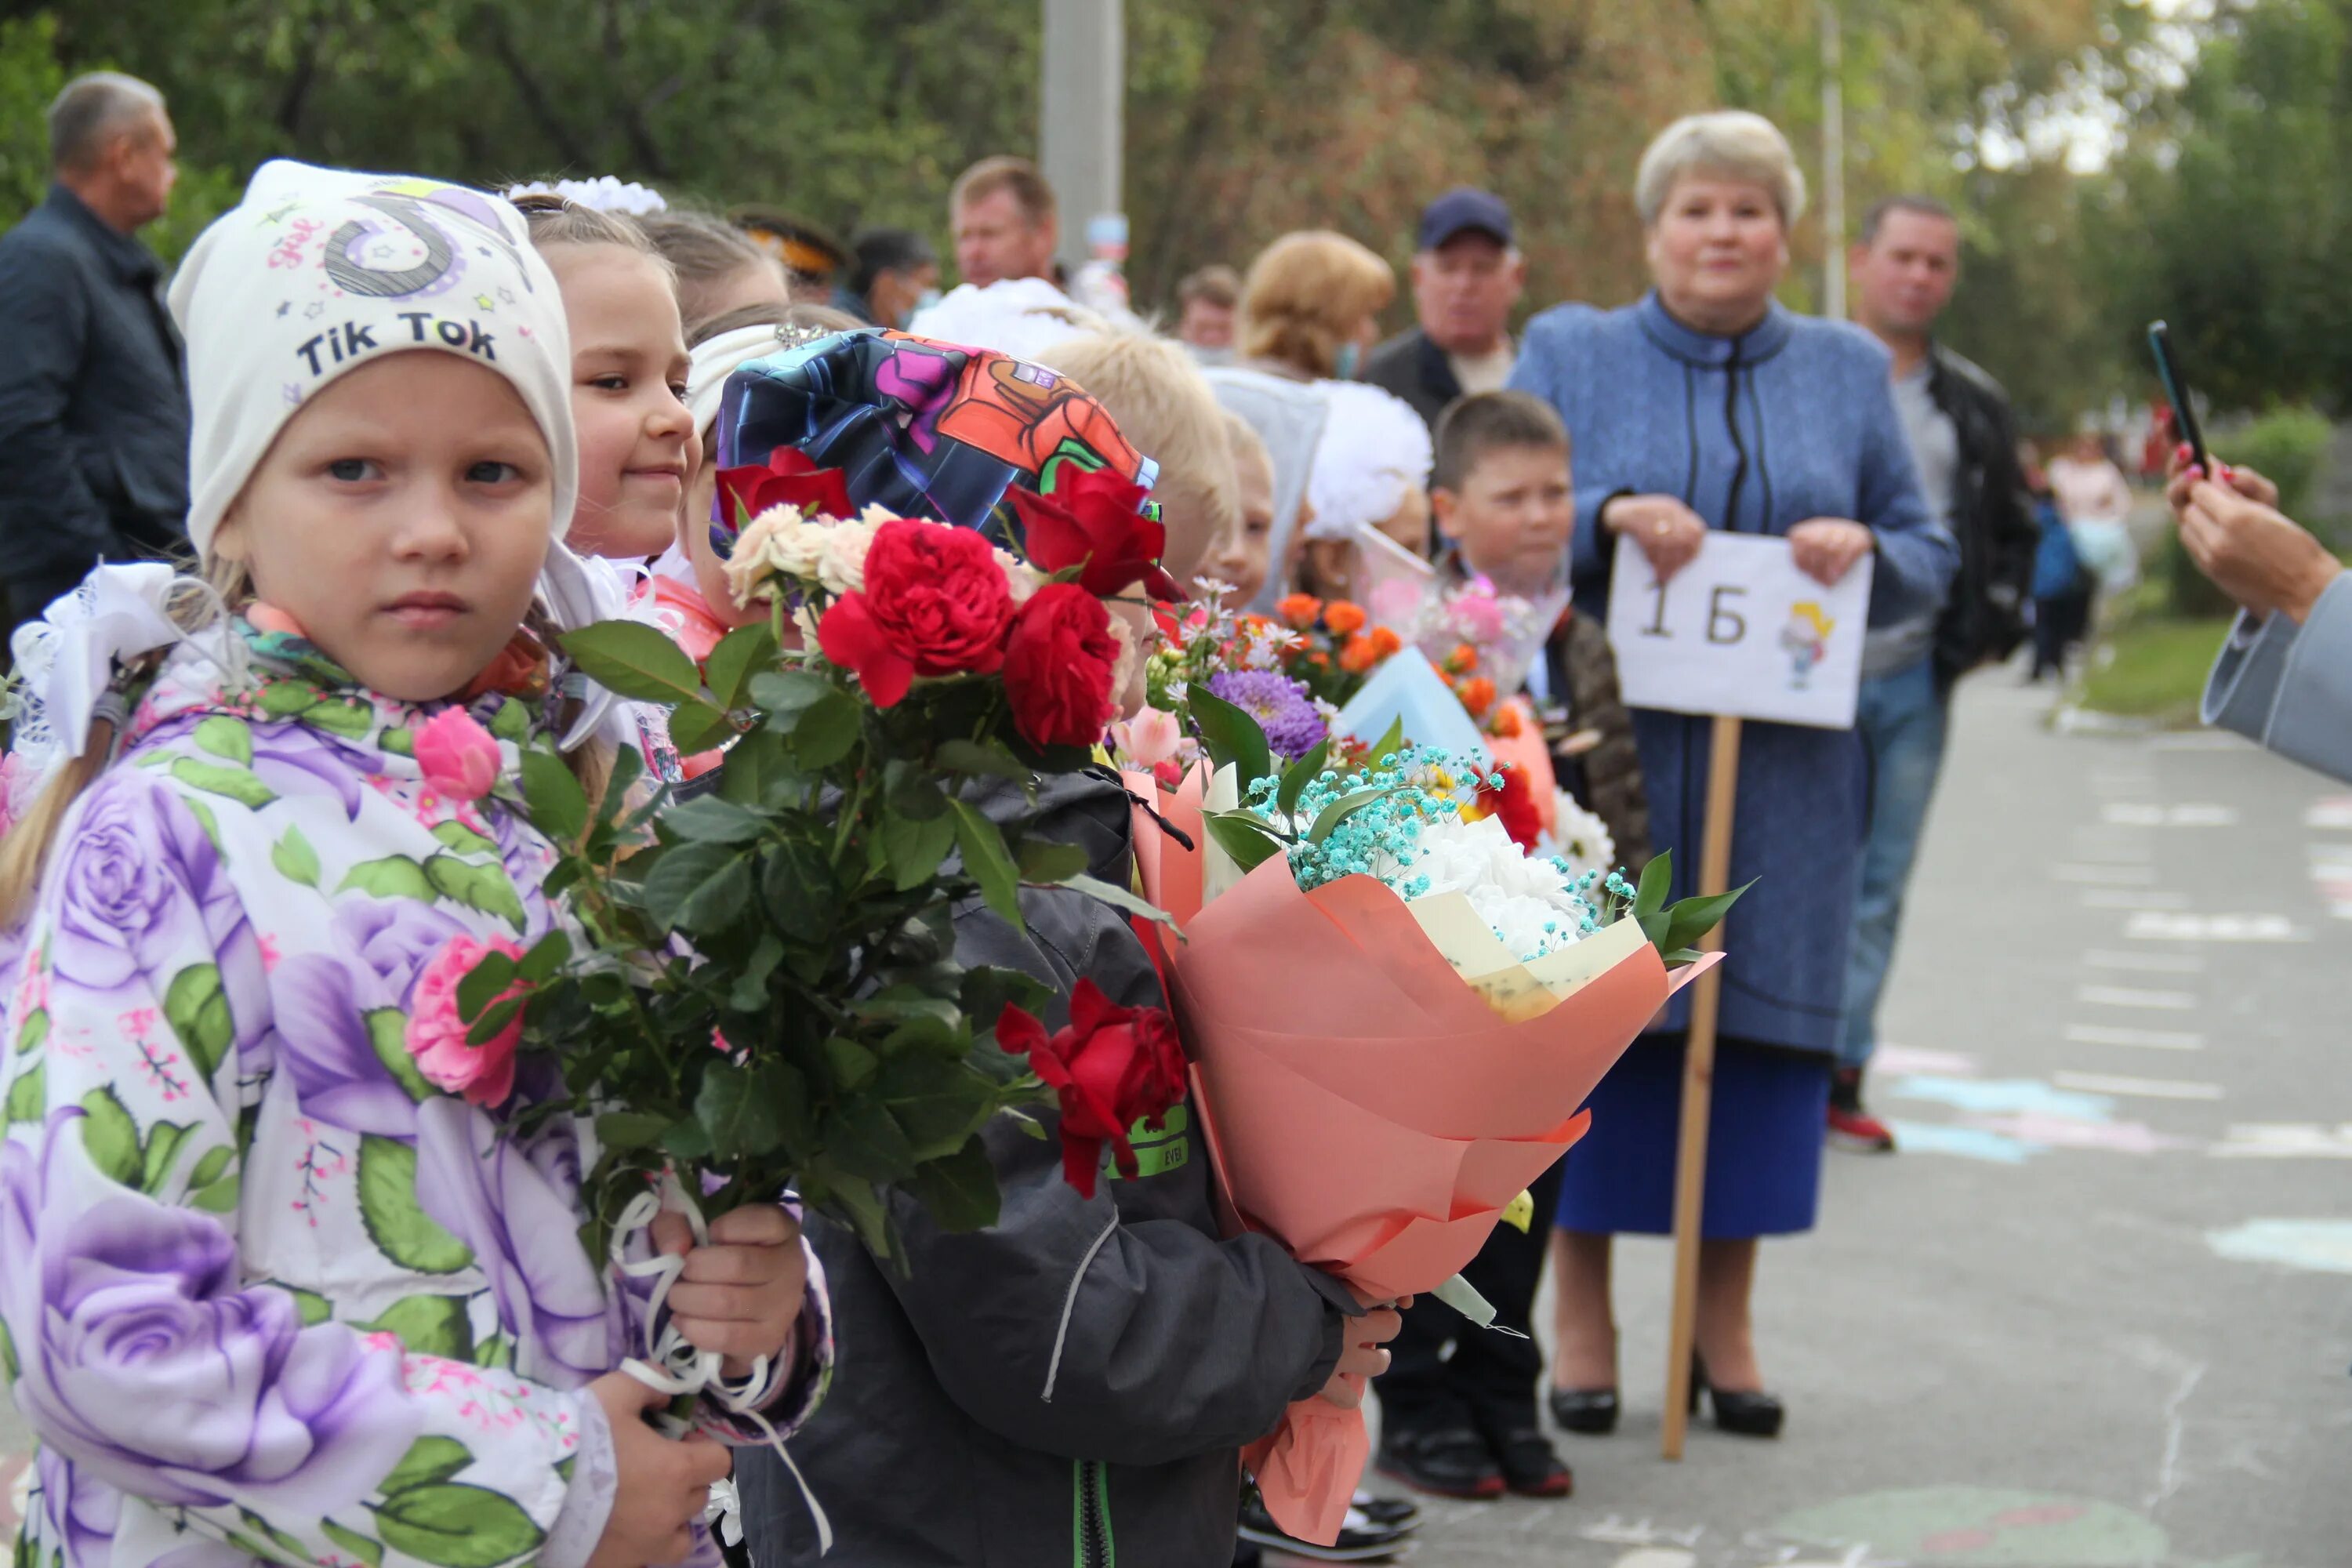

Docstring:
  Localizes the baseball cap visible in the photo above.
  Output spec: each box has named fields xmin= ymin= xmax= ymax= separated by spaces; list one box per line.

xmin=1417 ymin=187 xmax=1515 ymax=252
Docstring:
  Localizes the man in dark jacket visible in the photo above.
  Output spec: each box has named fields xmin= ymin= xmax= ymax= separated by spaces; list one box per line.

xmin=0 ymin=72 xmax=189 ymax=636
xmin=1835 ymin=195 xmax=2039 ymax=1151
xmin=739 ymin=773 xmax=1397 ymax=1567
xmin=1362 ymin=189 xmax=1524 ymax=432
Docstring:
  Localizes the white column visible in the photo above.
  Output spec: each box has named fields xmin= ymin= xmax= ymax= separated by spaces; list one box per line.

xmin=1040 ymin=0 xmax=1124 ymax=278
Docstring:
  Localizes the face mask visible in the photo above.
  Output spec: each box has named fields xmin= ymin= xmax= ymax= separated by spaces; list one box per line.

xmin=1333 ymin=343 xmax=1362 ymax=380
xmin=903 ymin=288 xmax=942 ymax=329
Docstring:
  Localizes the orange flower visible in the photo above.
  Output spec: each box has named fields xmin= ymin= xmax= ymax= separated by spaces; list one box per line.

xmin=1339 ymin=633 xmax=1378 ymax=674
xmin=1367 ymin=626 xmax=1403 ymax=659
xmin=1276 ymin=593 xmax=1323 ymax=630
xmin=1446 ymin=641 xmax=1479 ymax=674
xmin=1458 ymin=676 xmax=1497 ymax=718
xmin=1323 ymin=601 xmax=1367 ymax=636
xmin=1311 ymin=651 xmax=1331 ymax=669
xmin=1490 ymin=704 xmax=1525 ymax=739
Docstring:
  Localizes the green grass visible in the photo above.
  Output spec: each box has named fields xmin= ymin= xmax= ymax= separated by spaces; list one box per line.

xmin=2074 ymin=613 xmax=2234 ymax=725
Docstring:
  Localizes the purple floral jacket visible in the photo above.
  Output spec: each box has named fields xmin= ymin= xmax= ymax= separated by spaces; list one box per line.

xmin=0 ymin=627 xmax=832 ymax=1568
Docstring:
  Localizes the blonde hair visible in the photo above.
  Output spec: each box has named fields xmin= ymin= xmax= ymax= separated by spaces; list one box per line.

xmin=1239 ymin=232 xmax=1395 ymax=379
xmin=1035 ymin=332 xmax=1240 ymax=559
xmin=0 ymin=551 xmax=612 ymax=927
xmin=1635 ymin=111 xmax=1807 ymax=228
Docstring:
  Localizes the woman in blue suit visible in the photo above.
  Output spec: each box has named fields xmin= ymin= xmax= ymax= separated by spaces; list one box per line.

xmin=1508 ymin=111 xmax=1955 ymax=1437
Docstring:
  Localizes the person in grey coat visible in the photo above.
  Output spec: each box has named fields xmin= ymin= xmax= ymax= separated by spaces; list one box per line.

xmin=2168 ymin=454 xmax=2352 ymax=781
xmin=1506 ymin=111 xmax=1955 ymax=1442
xmin=0 ymin=74 xmax=190 ymax=635
xmin=739 ymin=772 xmax=1395 ymax=1567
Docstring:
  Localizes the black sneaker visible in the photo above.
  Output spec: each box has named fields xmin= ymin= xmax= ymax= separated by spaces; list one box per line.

xmin=1374 ymin=1425 xmax=1505 ymax=1500
xmin=1351 ymin=1490 xmax=1421 ymax=1532
xmin=1490 ymin=1428 xmax=1573 ymax=1497
xmin=1238 ymin=1492 xmax=1413 ymax=1563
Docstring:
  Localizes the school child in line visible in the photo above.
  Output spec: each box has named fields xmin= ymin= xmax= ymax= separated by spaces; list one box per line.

xmin=1288 ymin=380 xmax=1433 ymax=603
xmin=1214 ymin=411 xmax=1279 ymax=608
xmin=1374 ymin=389 xmax=1651 ymax=1504
xmin=733 ymin=327 xmax=1406 ymax=1568
xmin=0 ymin=162 xmax=827 ymax=1568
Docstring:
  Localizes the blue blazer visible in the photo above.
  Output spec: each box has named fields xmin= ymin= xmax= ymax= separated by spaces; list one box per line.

xmin=1508 ymin=292 xmax=1956 ymax=1054
xmin=2204 ymin=576 xmax=2352 ymax=784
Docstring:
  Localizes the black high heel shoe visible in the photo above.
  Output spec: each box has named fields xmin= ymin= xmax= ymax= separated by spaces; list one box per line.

xmin=1547 ymin=1386 xmax=1620 ymax=1435
xmin=1690 ymin=1354 xmax=1784 ymax=1438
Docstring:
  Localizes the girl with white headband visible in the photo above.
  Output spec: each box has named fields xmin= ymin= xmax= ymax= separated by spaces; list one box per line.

xmin=0 ymin=162 xmax=829 ymax=1568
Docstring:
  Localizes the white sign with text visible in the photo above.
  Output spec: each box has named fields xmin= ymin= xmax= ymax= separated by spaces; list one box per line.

xmin=1603 ymin=532 xmax=1873 ymax=730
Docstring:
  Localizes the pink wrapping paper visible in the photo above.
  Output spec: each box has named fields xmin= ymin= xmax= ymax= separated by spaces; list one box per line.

xmin=1129 ymin=775 xmax=1682 ymax=1544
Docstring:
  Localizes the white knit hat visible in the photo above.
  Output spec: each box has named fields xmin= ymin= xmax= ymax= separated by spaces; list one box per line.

xmin=1303 ymin=380 xmax=1433 ymax=543
xmin=167 ymin=159 xmax=577 ymax=559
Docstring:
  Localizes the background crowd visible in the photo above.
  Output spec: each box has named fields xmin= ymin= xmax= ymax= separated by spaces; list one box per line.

xmin=0 ymin=9 xmax=2345 ymax=1566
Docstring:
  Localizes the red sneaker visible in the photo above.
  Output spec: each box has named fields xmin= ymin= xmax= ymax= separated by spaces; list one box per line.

xmin=1828 ymin=1103 xmax=1897 ymax=1153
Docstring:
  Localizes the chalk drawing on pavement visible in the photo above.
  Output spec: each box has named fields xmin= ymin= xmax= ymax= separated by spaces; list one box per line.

xmin=2302 ymin=795 xmax=2352 ymax=830
xmin=1889 ymin=1076 xmax=2116 ymax=1121
xmin=1775 ymin=1487 xmax=2170 ymax=1566
xmin=2125 ymin=913 xmax=2307 ymax=943
xmin=1873 ymin=1046 xmax=1980 ymax=1076
xmin=2206 ymin=1218 xmax=2352 ymax=1276
xmin=1884 ymin=1120 xmax=2041 ymax=1163
xmin=2102 ymin=804 xmax=2238 ymax=827
xmin=2210 ymin=1123 xmax=2352 ymax=1159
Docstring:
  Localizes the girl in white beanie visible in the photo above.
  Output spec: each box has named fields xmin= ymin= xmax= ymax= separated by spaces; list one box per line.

xmin=0 ymin=161 xmax=830 ymax=1568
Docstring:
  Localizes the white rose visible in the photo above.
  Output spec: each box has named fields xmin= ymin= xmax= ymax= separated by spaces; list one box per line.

xmin=817 ymin=519 xmax=884 ymax=595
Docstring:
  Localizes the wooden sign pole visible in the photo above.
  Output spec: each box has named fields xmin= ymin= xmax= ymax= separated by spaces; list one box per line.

xmin=1661 ymin=713 xmax=1744 ymax=1461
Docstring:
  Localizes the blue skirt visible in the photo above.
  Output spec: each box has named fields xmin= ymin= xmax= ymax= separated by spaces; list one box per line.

xmin=1553 ymin=1036 xmax=1829 ymax=1239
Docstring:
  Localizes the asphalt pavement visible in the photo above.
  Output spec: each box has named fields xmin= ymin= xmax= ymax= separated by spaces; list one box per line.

xmin=1338 ymin=667 xmax=2352 ymax=1568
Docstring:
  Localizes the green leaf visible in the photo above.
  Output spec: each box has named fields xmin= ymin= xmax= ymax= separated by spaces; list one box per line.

xmin=0 ymin=1317 xmax=16 ymax=1382
xmin=748 ymin=668 xmax=836 ymax=717
xmin=695 ymin=1061 xmax=785 ymax=1161
xmin=518 ymin=750 xmax=590 ymax=844
xmin=1203 ymin=812 xmax=1289 ymax=873
xmin=760 ymin=841 xmax=836 ymax=943
xmin=5 ymin=1062 xmax=44 ymax=1125
xmin=424 ymin=855 xmax=527 ymax=931
xmin=474 ymin=1333 xmax=514 ymax=1370
xmin=14 ymin=1009 xmax=44 ymax=1057
xmin=239 ymin=1508 xmax=316 ymax=1567
xmin=822 ymin=1098 xmax=917 ymax=1181
xmin=454 ymin=950 xmax=519 ymax=1023
xmin=321 ymin=1521 xmax=385 ymax=1568
xmin=486 ymin=701 xmax=532 ymax=744
xmin=1186 ymin=684 xmax=1273 ymax=793
xmin=878 ymin=1059 xmax=995 ymax=1159
xmin=257 ymin=681 xmax=321 ymax=719
xmin=716 ymin=730 xmax=796 ymax=811
xmin=558 ymin=621 xmax=703 ymax=706
xmin=270 ymin=826 xmax=321 ymax=887
xmin=1634 ymin=849 xmax=1674 ymax=920
xmin=671 ymin=701 xmax=739 ymax=758
xmin=822 ymin=1036 xmax=879 ymax=1092
xmin=949 ymin=799 xmax=1022 ymax=928
xmin=705 ymin=625 xmax=778 ymax=710
xmin=276 ymin=1283 xmax=334 ymax=1326
xmin=1015 ymin=840 xmax=1091 ymax=883
xmin=1307 ymin=786 xmax=1399 ymax=846
xmin=193 ymin=715 xmax=252 ymax=767
xmin=789 ymin=689 xmax=862 ymax=768
xmin=1062 ymin=871 xmax=1182 ymax=930
xmin=140 ymin=1122 xmax=194 ymax=1195
xmin=961 ymin=966 xmax=1054 ymax=1031
xmin=77 ymin=1087 xmax=140 ymax=1185
xmin=886 ymin=763 xmax=949 ymax=821
xmin=1276 ymin=739 xmax=1330 ymax=822
xmin=191 ymin=1172 xmax=241 ymax=1212
xmin=1366 ymin=715 xmax=1407 ymax=769
xmin=640 ymin=841 xmax=753 ymax=932
xmin=357 ymin=1136 xmax=474 ymax=1274
xmin=367 ymin=1010 xmax=434 ymax=1102
xmin=908 ymin=1136 xmax=1001 ymax=1232
xmin=1660 ymin=880 xmax=1755 ymax=954
xmin=596 ymin=743 xmax=644 ymax=828
xmin=163 ymin=964 xmax=234 ymax=1083
xmin=662 ymin=795 xmax=767 ymax=845
xmin=728 ymin=935 xmax=786 ymax=1012
xmin=383 ymin=1437 xmax=476 ymax=1496
xmin=593 ymin=1111 xmax=671 ymax=1150
xmin=187 ymin=1143 xmax=234 ymax=1192
xmin=380 ymin=727 xmax=416 ymax=758
xmin=340 ymin=856 xmax=436 ymax=903
xmin=180 ymin=795 xmax=225 ymax=855
xmin=932 ymin=739 xmax=1032 ymax=783
xmin=882 ymin=810 xmax=958 ymax=891
xmin=463 ymin=994 xmax=527 ymax=1047
xmin=305 ymin=700 xmax=376 ymax=740
xmin=517 ymin=930 xmax=572 ymax=984
xmin=357 ymin=1295 xmax=474 ymax=1362
xmin=429 ymin=820 xmax=498 ymax=857
xmin=169 ymin=757 xmax=275 ymax=810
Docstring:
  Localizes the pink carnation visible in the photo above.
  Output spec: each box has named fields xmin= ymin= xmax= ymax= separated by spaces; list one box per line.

xmin=415 ymin=709 xmax=502 ymax=802
xmin=405 ymin=935 xmax=529 ymax=1106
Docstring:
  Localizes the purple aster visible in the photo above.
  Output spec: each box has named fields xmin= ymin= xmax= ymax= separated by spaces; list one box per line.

xmin=1206 ymin=670 xmax=1327 ymax=760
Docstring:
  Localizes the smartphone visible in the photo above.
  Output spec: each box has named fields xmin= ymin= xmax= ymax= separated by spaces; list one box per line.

xmin=2147 ymin=321 xmax=2209 ymax=472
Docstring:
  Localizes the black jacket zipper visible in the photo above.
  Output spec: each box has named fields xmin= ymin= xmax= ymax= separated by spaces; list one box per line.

xmin=1074 ymin=1459 xmax=1113 ymax=1568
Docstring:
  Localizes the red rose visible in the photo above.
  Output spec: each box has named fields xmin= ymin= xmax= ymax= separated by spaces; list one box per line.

xmin=716 ymin=447 xmax=856 ymax=535
xmin=996 ymin=980 xmax=1188 ymax=1199
xmin=818 ymin=520 xmax=1014 ymax=706
xmin=1001 ymin=583 xmax=1120 ymax=748
xmin=1010 ymin=467 xmax=1184 ymax=601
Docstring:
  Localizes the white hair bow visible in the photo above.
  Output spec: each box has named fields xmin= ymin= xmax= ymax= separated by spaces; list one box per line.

xmin=504 ymin=176 xmax=668 ymax=216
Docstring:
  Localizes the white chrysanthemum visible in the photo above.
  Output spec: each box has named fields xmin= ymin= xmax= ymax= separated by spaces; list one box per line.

xmin=1392 ymin=813 xmax=1594 ymax=959
xmin=1551 ymin=793 xmax=1617 ymax=883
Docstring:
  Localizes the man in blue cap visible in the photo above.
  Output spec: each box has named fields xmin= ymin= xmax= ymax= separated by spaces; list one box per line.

xmin=1363 ymin=187 xmax=1526 ymax=432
